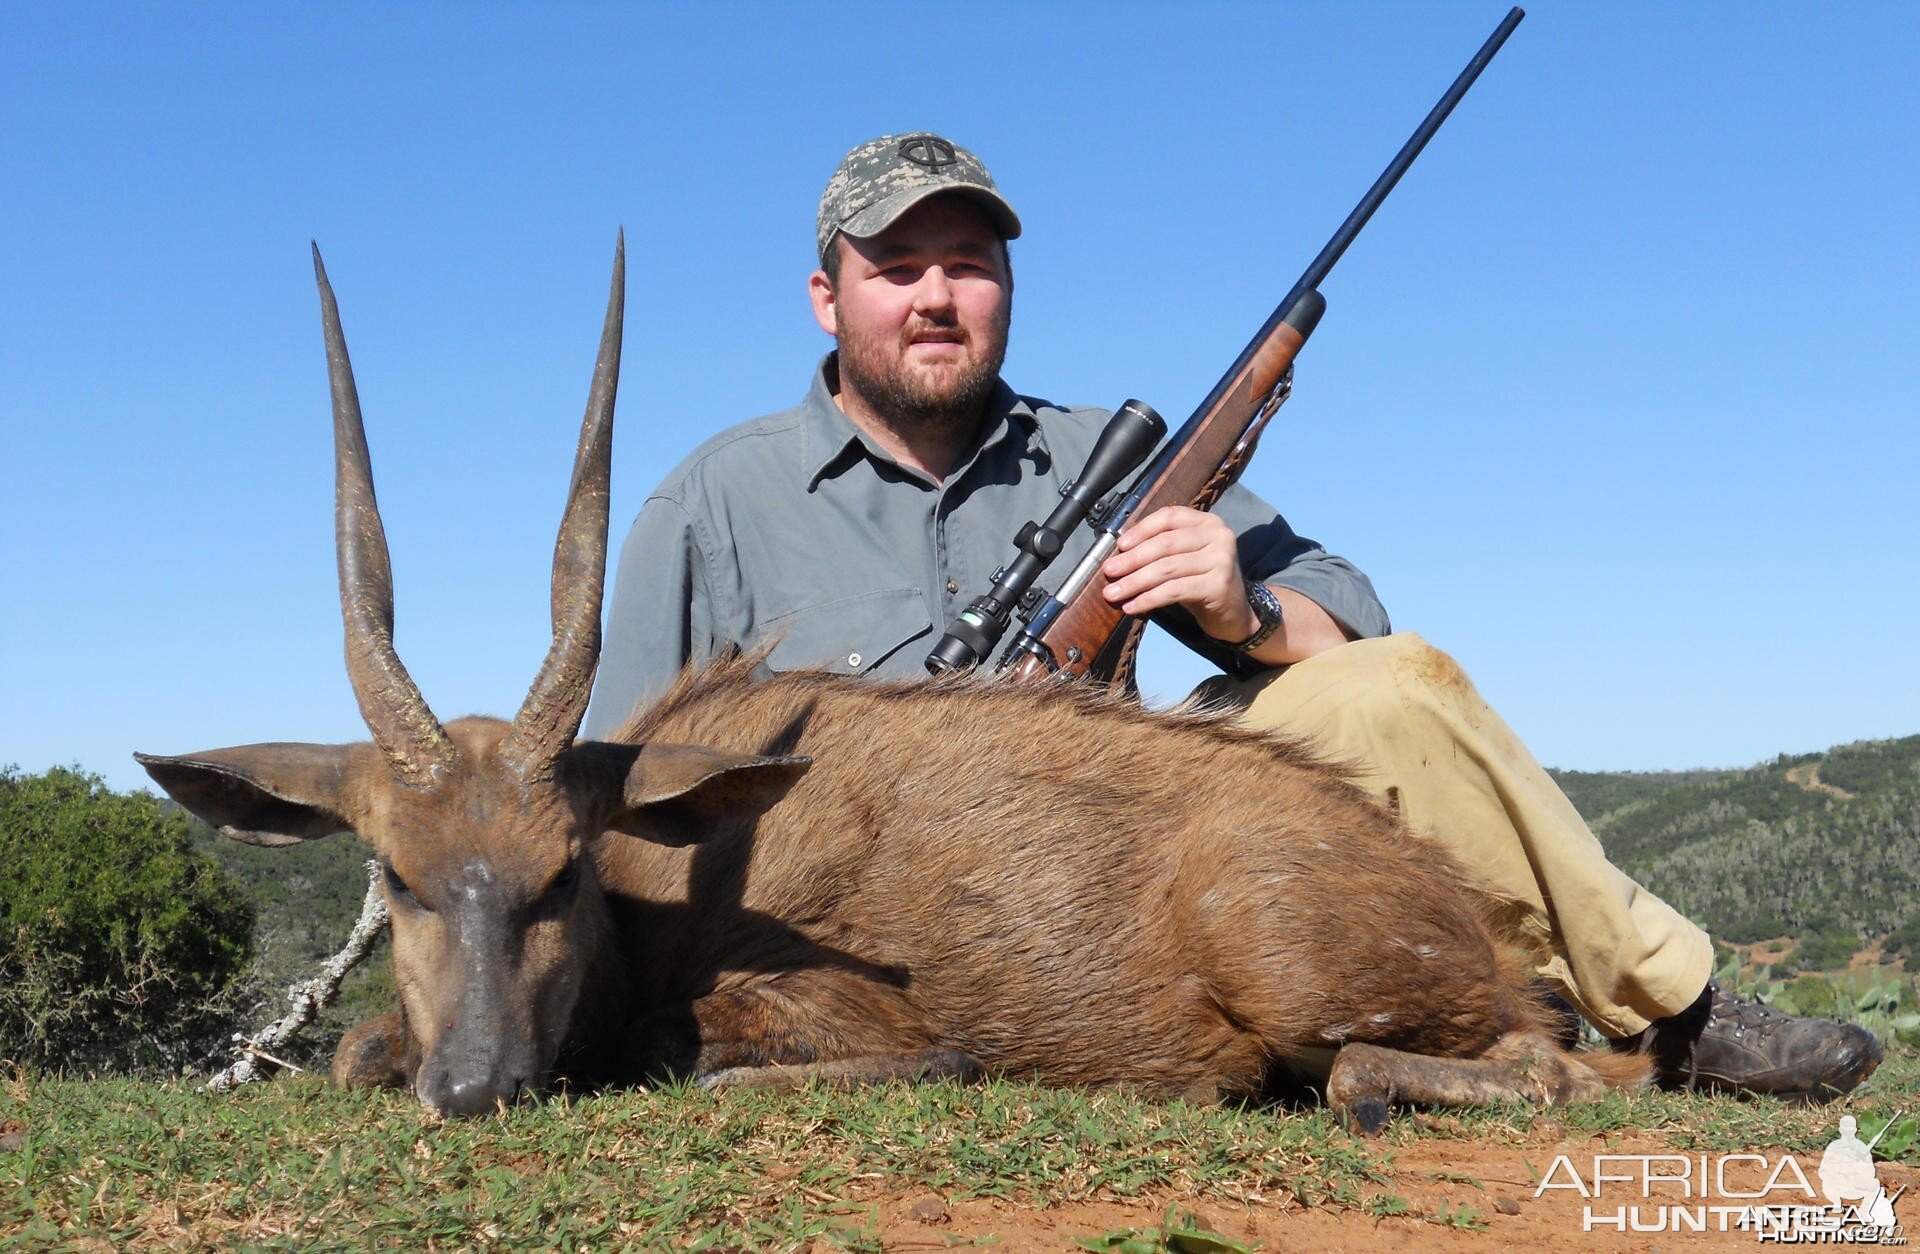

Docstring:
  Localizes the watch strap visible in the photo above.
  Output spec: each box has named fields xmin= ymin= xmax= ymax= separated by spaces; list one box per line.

xmin=1231 ymin=579 xmax=1284 ymax=653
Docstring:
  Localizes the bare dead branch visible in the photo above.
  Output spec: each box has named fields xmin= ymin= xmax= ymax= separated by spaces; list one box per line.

xmin=201 ymin=860 xmax=389 ymax=1093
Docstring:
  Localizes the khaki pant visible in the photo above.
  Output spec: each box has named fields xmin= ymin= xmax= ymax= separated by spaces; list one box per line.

xmin=1193 ymin=632 xmax=1714 ymax=1037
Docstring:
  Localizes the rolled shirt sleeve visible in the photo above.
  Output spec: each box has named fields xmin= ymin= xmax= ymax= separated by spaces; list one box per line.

xmin=1215 ymin=480 xmax=1389 ymax=640
xmin=1150 ymin=478 xmax=1390 ymax=678
xmin=584 ymin=362 xmax=1393 ymax=729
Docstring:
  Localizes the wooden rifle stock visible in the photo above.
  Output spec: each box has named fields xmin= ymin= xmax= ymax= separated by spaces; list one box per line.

xmin=1002 ymin=7 xmax=1524 ymax=687
xmin=1005 ymin=306 xmax=1318 ymax=685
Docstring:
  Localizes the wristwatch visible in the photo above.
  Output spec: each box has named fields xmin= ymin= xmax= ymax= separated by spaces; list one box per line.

xmin=1231 ymin=578 xmax=1284 ymax=653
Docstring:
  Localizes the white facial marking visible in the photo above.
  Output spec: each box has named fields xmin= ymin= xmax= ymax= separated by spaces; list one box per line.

xmin=457 ymin=858 xmax=496 ymax=902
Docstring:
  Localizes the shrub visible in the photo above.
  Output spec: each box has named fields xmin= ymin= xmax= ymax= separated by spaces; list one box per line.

xmin=1780 ymin=926 xmax=1861 ymax=975
xmin=1884 ymin=916 xmax=1920 ymax=962
xmin=0 ymin=766 xmax=255 ymax=1075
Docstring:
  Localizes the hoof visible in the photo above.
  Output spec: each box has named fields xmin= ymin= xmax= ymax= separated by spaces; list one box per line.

xmin=696 ymin=1065 xmax=764 ymax=1091
xmin=1341 ymin=1096 xmax=1393 ymax=1136
xmin=331 ymin=1011 xmax=409 ymax=1090
xmin=918 ymin=1047 xmax=986 ymax=1084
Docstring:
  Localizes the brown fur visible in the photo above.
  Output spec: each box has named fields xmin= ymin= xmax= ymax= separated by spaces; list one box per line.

xmin=137 ymin=244 xmax=1644 ymax=1121
xmin=146 ymin=643 xmax=1645 ymax=1125
xmin=587 ymin=654 xmax=1645 ymax=1117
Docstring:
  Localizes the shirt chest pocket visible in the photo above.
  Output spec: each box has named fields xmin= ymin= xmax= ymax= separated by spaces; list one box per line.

xmin=762 ymin=587 xmax=932 ymax=676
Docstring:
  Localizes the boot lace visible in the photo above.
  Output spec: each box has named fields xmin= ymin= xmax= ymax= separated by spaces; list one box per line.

xmin=1709 ymin=988 xmax=1789 ymax=1039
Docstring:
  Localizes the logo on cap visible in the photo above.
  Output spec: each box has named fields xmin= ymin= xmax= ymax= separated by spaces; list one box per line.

xmin=898 ymin=136 xmax=958 ymax=170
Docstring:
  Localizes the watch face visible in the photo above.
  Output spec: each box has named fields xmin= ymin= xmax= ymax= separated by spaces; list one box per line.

xmin=1236 ymin=580 xmax=1283 ymax=651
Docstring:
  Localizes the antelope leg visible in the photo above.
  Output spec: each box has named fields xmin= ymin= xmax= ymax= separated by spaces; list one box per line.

xmin=698 ymin=1047 xmax=983 ymax=1091
xmin=688 ymin=965 xmax=940 ymax=1073
xmin=332 ymin=1010 xmax=410 ymax=1090
xmin=1327 ymin=1035 xmax=1606 ymax=1135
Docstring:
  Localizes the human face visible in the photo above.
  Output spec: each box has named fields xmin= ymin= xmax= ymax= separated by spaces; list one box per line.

xmin=810 ymin=195 xmax=1012 ymax=433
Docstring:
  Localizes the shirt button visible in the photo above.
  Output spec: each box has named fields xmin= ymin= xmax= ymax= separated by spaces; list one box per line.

xmin=946 ymin=579 xmax=959 ymax=594
xmin=847 ymin=652 xmax=862 ymax=668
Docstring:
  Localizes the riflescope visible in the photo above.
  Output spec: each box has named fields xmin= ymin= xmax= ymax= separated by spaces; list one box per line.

xmin=926 ymin=399 xmax=1166 ymax=674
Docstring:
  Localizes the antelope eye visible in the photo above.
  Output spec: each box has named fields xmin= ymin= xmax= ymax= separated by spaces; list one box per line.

xmin=382 ymin=861 xmax=422 ymax=905
xmin=525 ymin=858 xmax=582 ymax=921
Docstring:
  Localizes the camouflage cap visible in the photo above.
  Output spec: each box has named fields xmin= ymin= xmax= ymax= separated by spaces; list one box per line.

xmin=815 ymin=132 xmax=1022 ymax=265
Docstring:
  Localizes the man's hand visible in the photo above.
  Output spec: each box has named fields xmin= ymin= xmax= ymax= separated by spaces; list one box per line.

xmin=1102 ymin=506 xmax=1256 ymax=643
xmin=1101 ymin=504 xmax=1353 ymax=665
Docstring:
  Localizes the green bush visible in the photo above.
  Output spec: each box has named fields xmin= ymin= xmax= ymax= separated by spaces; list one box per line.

xmin=0 ymin=766 xmax=255 ymax=1075
xmin=1781 ymin=926 xmax=1862 ymax=975
xmin=169 ymin=807 xmax=398 ymax=1068
xmin=1885 ymin=916 xmax=1920 ymax=961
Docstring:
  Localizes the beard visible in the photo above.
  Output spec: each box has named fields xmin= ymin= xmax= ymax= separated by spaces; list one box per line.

xmin=835 ymin=305 xmax=1011 ymax=439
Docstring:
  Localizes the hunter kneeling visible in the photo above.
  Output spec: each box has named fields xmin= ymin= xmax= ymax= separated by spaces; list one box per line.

xmin=584 ymin=130 xmax=1881 ymax=1105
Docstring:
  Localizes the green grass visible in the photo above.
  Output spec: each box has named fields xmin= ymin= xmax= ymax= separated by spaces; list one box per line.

xmin=4 ymin=1054 xmax=1918 ymax=1250
xmin=1077 ymin=1206 xmax=1253 ymax=1252
xmin=0 ymin=1070 xmax=1385 ymax=1249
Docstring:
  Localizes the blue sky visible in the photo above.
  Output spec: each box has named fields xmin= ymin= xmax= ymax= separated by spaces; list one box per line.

xmin=4 ymin=3 xmax=1915 ymax=793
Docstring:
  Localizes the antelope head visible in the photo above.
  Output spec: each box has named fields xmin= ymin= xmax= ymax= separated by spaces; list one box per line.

xmin=137 ymin=239 xmax=807 ymax=1116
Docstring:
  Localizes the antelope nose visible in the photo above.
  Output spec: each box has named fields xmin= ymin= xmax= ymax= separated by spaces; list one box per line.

xmin=425 ymin=1070 xmax=527 ymax=1118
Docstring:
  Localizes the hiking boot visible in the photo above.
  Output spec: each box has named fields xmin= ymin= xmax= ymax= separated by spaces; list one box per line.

xmin=1532 ymin=983 xmax=1585 ymax=1050
xmin=1616 ymin=982 xmax=1884 ymax=1101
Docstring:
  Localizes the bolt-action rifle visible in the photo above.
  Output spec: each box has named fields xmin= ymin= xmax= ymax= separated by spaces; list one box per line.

xmin=926 ymin=7 xmax=1525 ymax=685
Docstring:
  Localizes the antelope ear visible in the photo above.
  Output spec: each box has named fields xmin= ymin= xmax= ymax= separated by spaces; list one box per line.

xmin=134 ymin=744 xmax=358 ymax=846
xmin=569 ymin=742 xmax=810 ymax=847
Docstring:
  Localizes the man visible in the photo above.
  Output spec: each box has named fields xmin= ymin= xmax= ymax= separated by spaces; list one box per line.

xmin=586 ymin=132 xmax=1881 ymax=1100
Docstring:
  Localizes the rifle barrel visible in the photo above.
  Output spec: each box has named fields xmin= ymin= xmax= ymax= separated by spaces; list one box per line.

xmin=1297 ymin=6 xmax=1524 ymax=299
xmin=1161 ymin=8 xmax=1525 ymax=449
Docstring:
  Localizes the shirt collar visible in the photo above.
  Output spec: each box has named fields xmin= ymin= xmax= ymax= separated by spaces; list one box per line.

xmin=800 ymin=353 xmax=1043 ymax=492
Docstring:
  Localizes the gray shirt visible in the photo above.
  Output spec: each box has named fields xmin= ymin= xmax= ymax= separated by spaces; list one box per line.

xmin=585 ymin=356 xmax=1389 ymax=738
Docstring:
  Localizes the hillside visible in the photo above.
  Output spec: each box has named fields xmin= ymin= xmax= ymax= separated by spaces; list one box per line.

xmin=1550 ymin=733 xmax=1920 ymax=965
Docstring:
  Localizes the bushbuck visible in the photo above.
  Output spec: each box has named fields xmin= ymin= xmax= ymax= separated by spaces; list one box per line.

xmin=138 ymin=240 xmax=1641 ymax=1129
